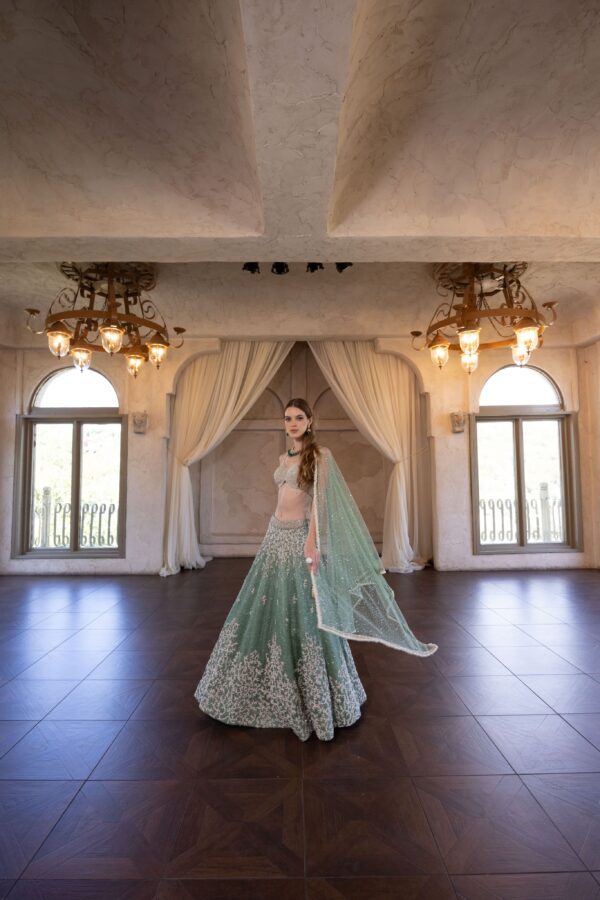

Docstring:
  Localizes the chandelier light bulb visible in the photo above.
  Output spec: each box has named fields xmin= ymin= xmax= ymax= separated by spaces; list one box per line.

xmin=125 ymin=353 xmax=145 ymax=378
xmin=511 ymin=343 xmax=531 ymax=367
xmin=46 ymin=323 xmax=71 ymax=358
xmin=460 ymin=350 xmax=479 ymax=375
xmin=429 ymin=334 xmax=450 ymax=369
xmin=71 ymin=346 xmax=92 ymax=371
xmin=514 ymin=318 xmax=540 ymax=352
xmin=458 ymin=328 xmax=481 ymax=355
xmin=147 ymin=333 xmax=168 ymax=369
xmin=99 ymin=324 xmax=125 ymax=355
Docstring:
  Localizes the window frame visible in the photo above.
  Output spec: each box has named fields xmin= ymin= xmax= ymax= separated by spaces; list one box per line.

xmin=12 ymin=399 xmax=128 ymax=560
xmin=470 ymin=408 xmax=582 ymax=555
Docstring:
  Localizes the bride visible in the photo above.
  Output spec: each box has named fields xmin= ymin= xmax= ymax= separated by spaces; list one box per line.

xmin=195 ymin=397 xmax=437 ymax=741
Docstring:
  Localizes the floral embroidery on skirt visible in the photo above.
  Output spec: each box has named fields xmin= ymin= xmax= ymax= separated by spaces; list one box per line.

xmin=195 ymin=514 xmax=367 ymax=741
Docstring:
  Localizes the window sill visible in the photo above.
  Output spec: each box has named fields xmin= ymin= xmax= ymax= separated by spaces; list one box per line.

xmin=11 ymin=550 xmax=124 ymax=560
xmin=475 ymin=544 xmax=582 ymax=556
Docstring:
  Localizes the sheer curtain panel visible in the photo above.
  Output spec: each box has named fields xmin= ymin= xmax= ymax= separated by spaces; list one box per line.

xmin=309 ymin=341 xmax=430 ymax=573
xmin=160 ymin=340 xmax=293 ymax=576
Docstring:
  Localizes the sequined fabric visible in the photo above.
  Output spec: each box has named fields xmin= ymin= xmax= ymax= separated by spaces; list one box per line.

xmin=195 ymin=514 xmax=366 ymax=741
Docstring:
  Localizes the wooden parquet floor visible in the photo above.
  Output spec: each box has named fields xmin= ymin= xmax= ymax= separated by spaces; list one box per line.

xmin=0 ymin=563 xmax=599 ymax=898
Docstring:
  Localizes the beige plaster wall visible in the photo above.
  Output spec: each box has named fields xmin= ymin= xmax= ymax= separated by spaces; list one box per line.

xmin=0 ymin=333 xmax=595 ymax=574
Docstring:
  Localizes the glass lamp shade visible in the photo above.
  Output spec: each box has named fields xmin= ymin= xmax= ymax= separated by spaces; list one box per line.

xmin=429 ymin=335 xmax=450 ymax=369
xmin=71 ymin=346 xmax=92 ymax=371
xmin=99 ymin=324 xmax=125 ymax=355
xmin=125 ymin=353 xmax=145 ymax=378
xmin=458 ymin=328 xmax=481 ymax=354
xmin=147 ymin=334 xmax=168 ymax=369
xmin=460 ymin=350 xmax=479 ymax=374
xmin=46 ymin=323 xmax=71 ymax=358
xmin=514 ymin=318 xmax=540 ymax=352
xmin=511 ymin=343 xmax=531 ymax=367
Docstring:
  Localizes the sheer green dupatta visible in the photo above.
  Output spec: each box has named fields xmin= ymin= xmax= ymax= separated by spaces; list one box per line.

xmin=311 ymin=448 xmax=438 ymax=657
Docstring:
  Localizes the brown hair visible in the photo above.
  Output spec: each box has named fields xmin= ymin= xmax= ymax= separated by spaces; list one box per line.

xmin=284 ymin=398 xmax=320 ymax=487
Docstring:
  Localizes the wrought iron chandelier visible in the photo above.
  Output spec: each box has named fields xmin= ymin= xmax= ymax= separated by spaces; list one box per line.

xmin=25 ymin=262 xmax=185 ymax=377
xmin=411 ymin=262 xmax=558 ymax=374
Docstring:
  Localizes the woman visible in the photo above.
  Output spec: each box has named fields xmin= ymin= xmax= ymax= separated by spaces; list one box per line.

xmin=195 ymin=398 xmax=437 ymax=741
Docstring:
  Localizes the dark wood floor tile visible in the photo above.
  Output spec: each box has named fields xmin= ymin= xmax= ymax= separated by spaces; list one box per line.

xmin=1 ymin=631 xmax=79 ymax=655
xmin=463 ymin=625 xmax=540 ymax=647
xmin=45 ymin=680 xmax=152 ymax=721
xmin=85 ymin=650 xmax=174 ymax=680
xmin=522 ymin=774 xmax=600 ymax=869
xmin=520 ymin=674 xmax=600 ymax=713
xmin=306 ymin=875 xmax=457 ymax=898
xmin=9 ymin=880 xmax=158 ymax=898
xmin=24 ymin=781 xmax=190 ymax=879
xmin=0 ymin=682 xmax=79 ymax=721
xmin=452 ymin=872 xmax=600 ymax=898
xmin=0 ymin=650 xmax=55 ymax=681
xmin=449 ymin=608 xmax=511 ymax=627
xmin=130 ymin=681 xmax=200 ymax=721
xmin=16 ymin=650 xmax=111 ymax=681
xmin=552 ymin=644 xmax=600 ymax=673
xmin=517 ymin=624 xmax=591 ymax=645
xmin=57 ymin=630 xmax=132 ymax=653
xmin=363 ymin=675 xmax=470 ymax=718
xmin=432 ymin=646 xmax=511 ymax=677
xmin=26 ymin=610 xmax=104 ymax=630
xmin=85 ymin=609 xmax=154 ymax=629
xmin=0 ymin=780 xmax=81 ymax=878
xmin=495 ymin=608 xmax=565 ymax=626
xmin=406 ymin=622 xmax=480 ymax=647
xmin=304 ymin=777 xmax=444 ymax=876
xmin=476 ymin=715 xmax=600 ymax=773
xmin=447 ymin=676 xmax=552 ymax=715
xmin=415 ymin=774 xmax=583 ymax=874
xmin=157 ymin=878 xmax=304 ymax=899
xmin=166 ymin=778 xmax=304 ymax=877
xmin=159 ymin=648 xmax=213 ymax=682
xmin=0 ymin=722 xmax=36 ymax=758
xmin=0 ymin=721 xmax=124 ymax=779
xmin=564 ymin=714 xmax=600 ymax=750
xmin=488 ymin=645 xmax=581 ymax=675
xmin=303 ymin=715 xmax=512 ymax=778
xmin=117 ymin=629 xmax=190 ymax=652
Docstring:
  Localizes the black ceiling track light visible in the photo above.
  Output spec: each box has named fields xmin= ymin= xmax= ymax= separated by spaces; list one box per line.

xmin=241 ymin=262 xmax=354 ymax=274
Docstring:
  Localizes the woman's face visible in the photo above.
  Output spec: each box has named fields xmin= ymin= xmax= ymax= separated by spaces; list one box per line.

xmin=284 ymin=406 xmax=312 ymax=438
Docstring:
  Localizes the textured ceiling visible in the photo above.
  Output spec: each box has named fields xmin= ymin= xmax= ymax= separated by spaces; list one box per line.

xmin=1 ymin=0 xmax=599 ymax=345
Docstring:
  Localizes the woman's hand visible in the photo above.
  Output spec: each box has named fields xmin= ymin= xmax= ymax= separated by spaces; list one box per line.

xmin=303 ymin=542 xmax=320 ymax=575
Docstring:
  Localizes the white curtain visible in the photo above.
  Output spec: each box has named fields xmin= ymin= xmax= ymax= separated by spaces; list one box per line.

xmin=309 ymin=340 xmax=431 ymax=573
xmin=160 ymin=340 xmax=293 ymax=576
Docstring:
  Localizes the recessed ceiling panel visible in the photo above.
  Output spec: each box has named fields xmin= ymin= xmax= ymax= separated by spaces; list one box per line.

xmin=0 ymin=0 xmax=263 ymax=237
xmin=330 ymin=0 xmax=600 ymax=237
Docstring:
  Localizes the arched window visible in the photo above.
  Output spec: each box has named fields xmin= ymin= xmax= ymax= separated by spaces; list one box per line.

xmin=13 ymin=368 xmax=126 ymax=558
xmin=471 ymin=365 xmax=581 ymax=553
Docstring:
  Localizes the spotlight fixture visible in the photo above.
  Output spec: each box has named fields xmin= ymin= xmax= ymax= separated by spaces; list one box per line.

xmin=271 ymin=262 xmax=289 ymax=275
xmin=306 ymin=262 xmax=324 ymax=273
xmin=242 ymin=262 xmax=260 ymax=274
xmin=335 ymin=262 xmax=353 ymax=273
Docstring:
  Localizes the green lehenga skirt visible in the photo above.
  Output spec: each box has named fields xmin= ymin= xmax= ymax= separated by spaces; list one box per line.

xmin=195 ymin=514 xmax=367 ymax=741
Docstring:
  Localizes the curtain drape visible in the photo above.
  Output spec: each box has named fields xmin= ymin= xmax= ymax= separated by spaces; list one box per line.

xmin=309 ymin=340 xmax=431 ymax=573
xmin=160 ymin=340 xmax=293 ymax=576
